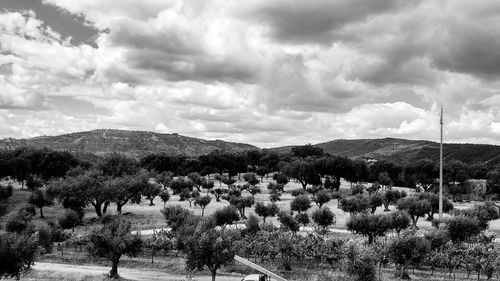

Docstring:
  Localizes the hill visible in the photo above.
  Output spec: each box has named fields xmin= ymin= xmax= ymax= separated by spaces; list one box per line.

xmin=272 ymin=138 xmax=500 ymax=165
xmin=0 ymin=129 xmax=257 ymax=158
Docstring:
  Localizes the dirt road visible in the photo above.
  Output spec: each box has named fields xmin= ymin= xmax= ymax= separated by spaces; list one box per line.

xmin=33 ymin=262 xmax=242 ymax=281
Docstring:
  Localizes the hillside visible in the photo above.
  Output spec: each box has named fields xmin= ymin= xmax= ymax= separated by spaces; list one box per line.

xmin=272 ymin=138 xmax=500 ymax=165
xmin=0 ymin=129 xmax=257 ymax=158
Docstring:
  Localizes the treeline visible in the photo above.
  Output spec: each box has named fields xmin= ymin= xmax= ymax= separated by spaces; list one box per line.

xmin=2 ymin=145 xmax=500 ymax=195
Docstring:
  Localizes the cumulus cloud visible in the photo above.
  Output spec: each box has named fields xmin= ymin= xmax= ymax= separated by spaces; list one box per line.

xmin=0 ymin=1 xmax=500 ymax=147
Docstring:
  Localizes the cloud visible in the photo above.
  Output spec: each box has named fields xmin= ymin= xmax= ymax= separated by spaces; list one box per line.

xmin=1 ymin=1 xmax=500 ymax=147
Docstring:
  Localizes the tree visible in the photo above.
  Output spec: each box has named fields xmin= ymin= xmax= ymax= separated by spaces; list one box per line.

xmin=248 ymin=186 xmax=261 ymax=198
xmin=162 ymin=205 xmax=195 ymax=231
xmin=243 ymin=173 xmax=260 ymax=186
xmin=144 ymin=230 xmax=172 ymax=264
xmin=345 ymin=243 xmax=377 ymax=281
xmin=346 ymin=212 xmax=392 ymax=244
xmin=229 ymin=195 xmax=254 ymax=218
xmin=87 ymin=217 xmax=142 ymax=278
xmin=290 ymin=195 xmax=311 ymax=213
xmin=417 ymin=193 xmax=453 ymax=220
xmin=323 ymin=176 xmax=340 ymax=191
xmin=47 ymin=170 xmax=113 ymax=217
xmin=210 ymin=188 xmax=226 ymax=202
xmin=221 ymin=176 xmax=237 ymax=187
xmin=159 ymin=190 xmax=170 ymax=208
xmin=368 ymin=193 xmax=383 ymax=214
xmin=277 ymin=211 xmax=300 ymax=232
xmin=281 ymin=159 xmax=321 ymax=189
xmin=295 ymin=212 xmax=310 ymax=226
xmin=25 ymin=174 xmax=44 ymax=191
xmin=406 ymin=159 xmax=437 ymax=192
xmin=58 ymin=209 xmax=82 ymax=229
xmin=254 ymin=202 xmax=279 ymax=223
xmin=98 ymin=153 xmax=138 ymax=177
xmin=388 ymin=232 xmax=431 ymax=279
xmin=312 ymin=189 xmax=331 ymax=208
xmin=273 ymin=173 xmax=289 ymax=186
xmin=195 ymin=195 xmax=212 ymax=216
xmin=397 ymin=197 xmax=431 ymax=228
xmin=212 ymin=206 xmax=240 ymax=227
xmin=184 ymin=220 xmax=239 ymax=281
xmin=340 ymin=195 xmax=370 ymax=214
xmin=28 ymin=189 xmax=53 ymax=218
xmin=142 ymin=182 xmax=161 ymax=206
xmin=312 ymin=207 xmax=335 ymax=231
xmin=0 ymin=232 xmax=38 ymax=279
xmin=291 ymin=144 xmax=324 ymax=158
xmin=109 ymin=172 xmax=150 ymax=214
xmin=383 ymin=189 xmax=406 ymax=211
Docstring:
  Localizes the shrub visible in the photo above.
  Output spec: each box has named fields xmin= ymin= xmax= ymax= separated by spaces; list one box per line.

xmin=424 ymin=227 xmax=450 ymax=250
xmin=0 ymin=185 xmax=13 ymax=200
xmin=0 ymin=232 xmax=38 ymax=279
xmin=162 ymin=205 xmax=194 ymax=231
xmin=291 ymin=188 xmax=306 ymax=197
xmin=312 ymin=206 xmax=335 ymax=231
xmin=58 ymin=210 xmax=82 ymax=229
xmin=19 ymin=204 xmax=36 ymax=217
xmin=345 ymin=243 xmax=377 ymax=281
xmin=389 ymin=210 xmax=411 ymax=234
xmin=6 ymin=209 xmax=33 ymax=233
xmin=446 ymin=215 xmax=482 ymax=243
xmin=244 ymin=214 xmax=260 ymax=235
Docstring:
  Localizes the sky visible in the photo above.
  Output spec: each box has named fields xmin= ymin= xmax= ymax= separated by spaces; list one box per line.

xmin=0 ymin=0 xmax=500 ymax=148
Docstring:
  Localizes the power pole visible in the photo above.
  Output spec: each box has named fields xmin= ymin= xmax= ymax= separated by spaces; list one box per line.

xmin=439 ymin=106 xmax=443 ymax=218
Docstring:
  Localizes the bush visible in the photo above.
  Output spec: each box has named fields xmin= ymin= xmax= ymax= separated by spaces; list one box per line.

xmin=0 ymin=232 xmax=38 ymax=279
xmin=345 ymin=243 xmax=377 ymax=281
xmin=312 ymin=206 xmax=335 ymax=230
xmin=446 ymin=215 xmax=482 ymax=243
xmin=162 ymin=205 xmax=194 ymax=231
xmin=0 ymin=185 xmax=13 ymax=200
xmin=291 ymin=188 xmax=306 ymax=197
xmin=313 ymin=190 xmax=331 ymax=208
xmin=37 ymin=224 xmax=54 ymax=253
xmin=19 ymin=204 xmax=36 ymax=217
xmin=58 ymin=210 xmax=82 ymax=229
xmin=6 ymin=209 xmax=33 ymax=233
xmin=244 ymin=214 xmax=260 ymax=235
xmin=424 ymin=227 xmax=450 ymax=250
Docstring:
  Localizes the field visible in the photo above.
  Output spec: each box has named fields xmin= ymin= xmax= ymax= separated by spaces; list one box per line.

xmin=2 ymin=176 xmax=500 ymax=281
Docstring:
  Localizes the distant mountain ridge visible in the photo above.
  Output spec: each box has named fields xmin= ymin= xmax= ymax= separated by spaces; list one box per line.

xmin=0 ymin=129 xmax=257 ymax=158
xmin=272 ymin=138 xmax=500 ymax=165
xmin=1 ymin=130 xmax=499 ymax=164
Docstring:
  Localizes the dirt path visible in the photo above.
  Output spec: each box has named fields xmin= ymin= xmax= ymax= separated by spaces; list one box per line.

xmin=33 ymin=262 xmax=242 ymax=281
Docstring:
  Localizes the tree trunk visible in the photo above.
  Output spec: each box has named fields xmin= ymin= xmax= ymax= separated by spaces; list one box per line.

xmin=211 ymin=270 xmax=217 ymax=281
xmin=149 ymin=198 xmax=155 ymax=206
xmin=202 ymin=207 xmax=205 ymax=217
xmin=368 ymin=234 xmax=374 ymax=244
xmin=116 ymin=204 xmax=122 ymax=215
xmin=39 ymin=207 xmax=44 ymax=218
xmin=103 ymin=201 xmax=110 ymax=214
xmin=92 ymin=203 xmax=102 ymax=217
xmin=110 ymin=259 xmax=119 ymax=278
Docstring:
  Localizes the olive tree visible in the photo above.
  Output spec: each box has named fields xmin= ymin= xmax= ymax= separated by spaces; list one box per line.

xmin=86 ymin=217 xmax=142 ymax=278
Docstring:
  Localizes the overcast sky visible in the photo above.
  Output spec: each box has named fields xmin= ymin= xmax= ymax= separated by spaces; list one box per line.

xmin=1 ymin=0 xmax=500 ymax=147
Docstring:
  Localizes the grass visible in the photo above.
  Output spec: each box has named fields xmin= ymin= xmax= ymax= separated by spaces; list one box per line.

xmin=17 ymin=271 xmax=112 ymax=281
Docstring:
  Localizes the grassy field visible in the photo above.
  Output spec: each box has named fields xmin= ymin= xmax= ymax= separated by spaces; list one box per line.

xmin=3 ymin=176 xmax=500 ymax=236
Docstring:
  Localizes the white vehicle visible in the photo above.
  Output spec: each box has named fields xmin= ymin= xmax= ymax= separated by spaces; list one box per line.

xmin=241 ymin=274 xmax=268 ymax=281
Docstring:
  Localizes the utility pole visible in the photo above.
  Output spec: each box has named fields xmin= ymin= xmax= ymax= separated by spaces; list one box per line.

xmin=439 ymin=106 xmax=443 ymax=218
